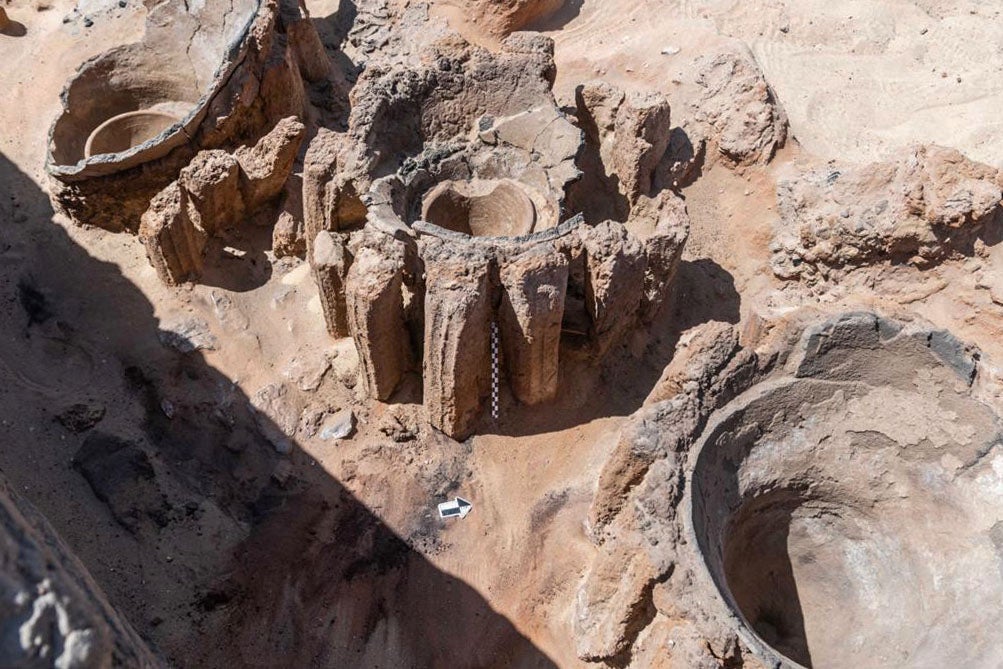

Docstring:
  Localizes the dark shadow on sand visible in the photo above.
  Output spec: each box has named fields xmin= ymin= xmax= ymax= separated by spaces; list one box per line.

xmin=477 ymin=257 xmax=741 ymax=438
xmin=0 ymin=152 xmax=557 ymax=668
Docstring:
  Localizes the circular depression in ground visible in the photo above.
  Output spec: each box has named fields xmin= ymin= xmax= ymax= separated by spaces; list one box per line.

xmin=690 ymin=320 xmax=1003 ymax=668
xmin=421 ymin=178 xmax=537 ymax=237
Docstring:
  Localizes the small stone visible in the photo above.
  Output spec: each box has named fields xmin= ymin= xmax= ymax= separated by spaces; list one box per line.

xmin=158 ymin=318 xmax=219 ymax=353
xmin=660 ymin=45 xmax=680 ymax=55
xmin=250 ymin=383 xmax=302 ymax=453
xmin=83 ymin=16 xmax=93 ymax=27
xmin=319 ymin=409 xmax=355 ymax=441
xmin=282 ymin=353 xmax=332 ymax=392
xmin=379 ymin=412 xmax=418 ymax=442
xmin=272 ymin=212 xmax=305 ymax=258
xmin=271 ymin=460 xmax=294 ymax=487
xmin=990 ymin=283 xmax=1003 ymax=307
xmin=160 ymin=400 xmax=175 ymax=419
xmin=56 ymin=403 xmax=105 ymax=433
xmin=207 ymin=290 xmax=249 ymax=332
xmin=330 ymin=339 xmax=359 ymax=389
xmin=298 ymin=406 xmax=327 ymax=437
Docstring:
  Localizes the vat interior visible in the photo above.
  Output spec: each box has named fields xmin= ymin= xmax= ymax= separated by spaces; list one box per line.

xmin=83 ymin=104 xmax=190 ymax=158
xmin=693 ymin=357 xmax=1003 ymax=669
xmin=421 ymin=179 xmax=536 ymax=237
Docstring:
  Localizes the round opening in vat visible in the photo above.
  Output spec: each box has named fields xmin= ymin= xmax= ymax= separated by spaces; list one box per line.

xmin=690 ymin=326 xmax=1003 ymax=669
xmin=421 ymin=178 xmax=536 ymax=237
xmin=84 ymin=109 xmax=182 ymax=159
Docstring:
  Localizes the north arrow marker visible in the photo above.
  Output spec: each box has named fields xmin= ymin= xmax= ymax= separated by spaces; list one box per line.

xmin=438 ymin=497 xmax=473 ymax=519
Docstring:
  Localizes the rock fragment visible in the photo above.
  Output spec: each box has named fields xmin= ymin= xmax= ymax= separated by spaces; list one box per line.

xmin=772 ymin=144 xmax=1003 ymax=282
xmin=630 ymin=191 xmax=690 ymax=319
xmin=313 ymin=231 xmax=353 ymax=337
xmin=581 ymin=222 xmax=647 ymax=358
xmin=692 ymin=51 xmax=787 ymax=166
xmin=179 ymin=150 xmax=245 ymax=235
xmin=577 ymin=81 xmax=672 ymax=204
xmin=282 ymin=351 xmax=332 ymax=392
xmin=272 ymin=211 xmax=305 ymax=258
xmin=56 ymin=402 xmax=106 ymax=433
xmin=319 ymin=409 xmax=356 ymax=441
xmin=235 ymin=117 xmax=307 ymax=210
xmin=250 ymin=383 xmax=302 ymax=454
xmin=157 ymin=318 xmax=219 ymax=353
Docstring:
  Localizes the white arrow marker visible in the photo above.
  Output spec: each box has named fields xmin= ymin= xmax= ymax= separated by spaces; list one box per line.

xmin=438 ymin=497 xmax=473 ymax=520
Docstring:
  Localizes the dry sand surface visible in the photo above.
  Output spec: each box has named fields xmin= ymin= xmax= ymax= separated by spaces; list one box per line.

xmin=536 ymin=0 xmax=1003 ymax=167
xmin=0 ymin=0 xmax=1002 ymax=667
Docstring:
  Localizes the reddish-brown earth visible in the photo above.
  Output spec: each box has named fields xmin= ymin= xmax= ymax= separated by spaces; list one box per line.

xmin=0 ymin=1 xmax=1002 ymax=668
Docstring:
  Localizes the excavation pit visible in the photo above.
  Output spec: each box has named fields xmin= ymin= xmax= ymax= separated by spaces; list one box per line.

xmin=688 ymin=315 xmax=1003 ymax=669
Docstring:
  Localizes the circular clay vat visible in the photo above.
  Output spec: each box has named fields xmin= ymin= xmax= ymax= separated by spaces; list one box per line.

xmin=688 ymin=316 xmax=1003 ymax=668
xmin=83 ymin=110 xmax=182 ymax=159
xmin=47 ymin=0 xmax=259 ymax=171
xmin=421 ymin=178 xmax=536 ymax=237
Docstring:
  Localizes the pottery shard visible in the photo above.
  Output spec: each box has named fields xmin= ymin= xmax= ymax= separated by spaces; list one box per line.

xmin=139 ymin=182 xmax=207 ymax=285
xmin=582 ymin=222 xmax=647 ymax=358
xmin=345 ymin=233 xmax=411 ymax=401
xmin=422 ymin=242 xmax=494 ymax=439
xmin=235 ymin=116 xmax=307 ymax=210
xmin=577 ymin=81 xmax=672 ymax=203
xmin=499 ymin=245 xmax=568 ymax=405
xmin=179 ymin=150 xmax=245 ymax=236
xmin=313 ymin=231 xmax=353 ymax=337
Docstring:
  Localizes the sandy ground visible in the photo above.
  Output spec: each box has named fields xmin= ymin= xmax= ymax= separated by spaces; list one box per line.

xmin=534 ymin=0 xmax=1003 ymax=168
xmin=1 ymin=0 xmax=1003 ymax=667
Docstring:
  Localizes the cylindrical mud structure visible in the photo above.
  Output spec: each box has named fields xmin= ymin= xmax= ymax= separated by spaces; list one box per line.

xmin=302 ymin=32 xmax=688 ymax=439
xmin=45 ymin=0 xmax=317 ymax=232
